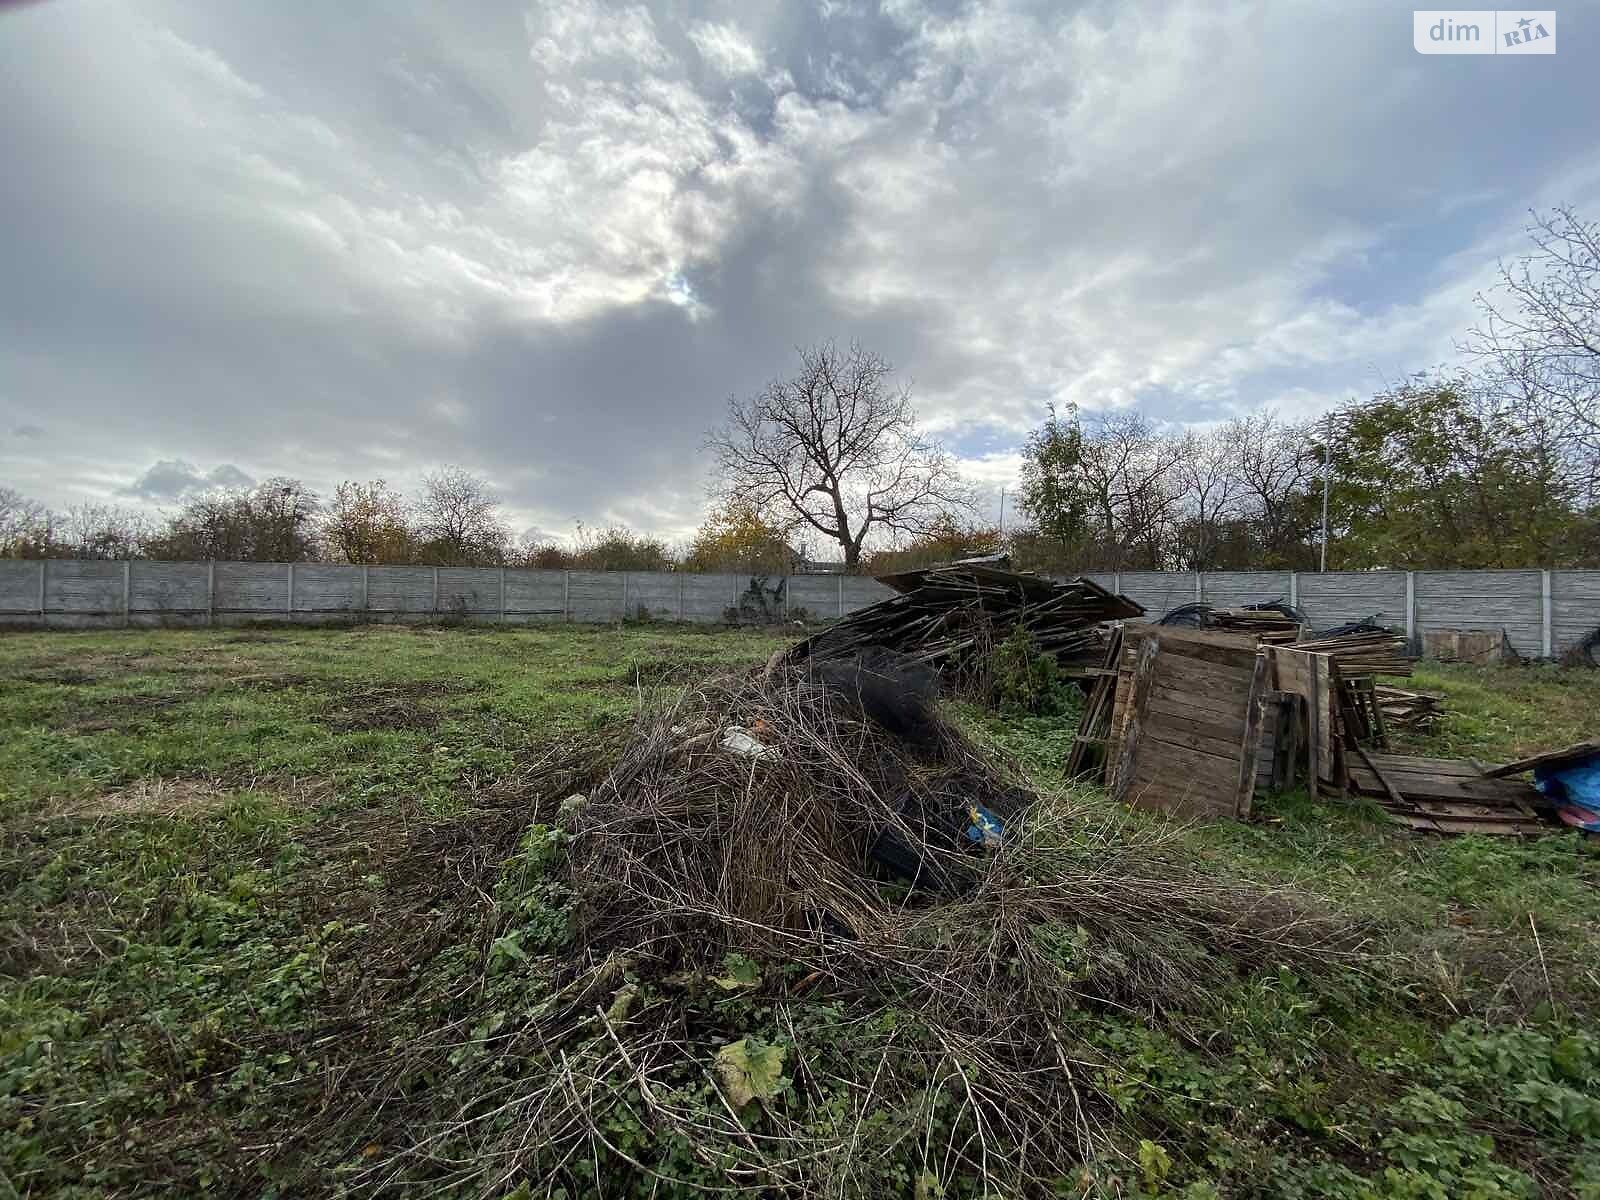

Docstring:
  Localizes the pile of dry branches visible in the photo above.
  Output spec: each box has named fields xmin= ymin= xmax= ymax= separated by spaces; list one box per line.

xmin=316 ymin=667 xmax=1380 ymax=1196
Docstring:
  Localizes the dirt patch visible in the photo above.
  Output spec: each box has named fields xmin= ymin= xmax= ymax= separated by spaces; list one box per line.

xmin=62 ymin=690 xmax=200 ymax=735
xmin=17 ymin=667 xmax=101 ymax=686
xmin=226 ymin=672 xmax=317 ymax=692
xmin=323 ymin=683 xmax=450 ymax=733
xmin=611 ymin=656 xmax=729 ymax=686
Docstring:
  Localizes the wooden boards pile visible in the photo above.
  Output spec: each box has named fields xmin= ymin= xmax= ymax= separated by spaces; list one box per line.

xmin=1073 ymin=632 xmax=1565 ymax=836
xmin=785 ymin=562 xmax=1144 ymax=673
xmin=1294 ymin=629 xmax=1415 ymax=677
xmin=1210 ymin=607 xmax=1303 ymax=643
xmin=1374 ymin=685 xmax=1444 ymax=733
xmin=1344 ymin=751 xmax=1554 ymax=835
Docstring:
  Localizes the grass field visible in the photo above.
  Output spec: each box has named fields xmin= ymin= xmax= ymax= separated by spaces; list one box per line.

xmin=3 ymin=625 xmax=1599 ymax=1197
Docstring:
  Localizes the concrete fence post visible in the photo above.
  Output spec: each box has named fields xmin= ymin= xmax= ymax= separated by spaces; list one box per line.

xmin=1541 ymin=569 xmax=1553 ymax=659
xmin=499 ymin=567 xmax=507 ymax=625
xmin=620 ymin=571 xmax=629 ymax=622
xmin=782 ymin=573 xmax=789 ymax=622
xmin=1288 ymin=571 xmax=1297 ymax=608
xmin=207 ymin=560 xmax=216 ymax=626
xmin=563 ymin=571 xmax=570 ymax=622
xmin=121 ymin=561 xmax=131 ymax=627
xmin=361 ymin=564 xmax=370 ymax=617
xmin=677 ymin=572 xmax=685 ymax=622
xmin=37 ymin=558 xmax=46 ymax=622
xmin=1194 ymin=571 xmax=1203 ymax=601
xmin=837 ymin=574 xmax=844 ymax=619
xmin=1405 ymin=571 xmax=1416 ymax=649
xmin=431 ymin=566 xmax=439 ymax=618
xmin=287 ymin=562 xmax=295 ymax=620
xmin=1113 ymin=570 xmax=1122 ymax=597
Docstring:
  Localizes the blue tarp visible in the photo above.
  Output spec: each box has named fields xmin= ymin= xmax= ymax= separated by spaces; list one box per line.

xmin=1535 ymin=752 xmax=1600 ymax=832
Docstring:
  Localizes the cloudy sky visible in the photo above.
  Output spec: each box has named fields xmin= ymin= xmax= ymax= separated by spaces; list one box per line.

xmin=1 ymin=0 xmax=1595 ymax=545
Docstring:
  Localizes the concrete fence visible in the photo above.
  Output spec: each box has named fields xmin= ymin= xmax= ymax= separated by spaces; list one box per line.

xmin=1 ymin=560 xmax=1597 ymax=659
xmin=0 ymin=559 xmax=894 ymax=631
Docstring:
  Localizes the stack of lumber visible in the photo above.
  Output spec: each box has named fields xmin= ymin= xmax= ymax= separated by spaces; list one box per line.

xmin=1210 ymin=607 xmax=1303 ymax=643
xmin=1375 ymin=685 xmax=1444 ymax=732
xmin=1294 ymin=629 xmax=1414 ymax=677
xmin=785 ymin=560 xmax=1144 ymax=672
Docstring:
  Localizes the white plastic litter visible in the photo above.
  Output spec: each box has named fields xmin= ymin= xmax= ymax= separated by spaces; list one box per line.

xmin=720 ymin=726 xmax=778 ymax=760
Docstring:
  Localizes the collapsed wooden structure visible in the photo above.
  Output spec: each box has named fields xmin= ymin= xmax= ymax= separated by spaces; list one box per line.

xmin=1071 ymin=623 xmax=1568 ymax=836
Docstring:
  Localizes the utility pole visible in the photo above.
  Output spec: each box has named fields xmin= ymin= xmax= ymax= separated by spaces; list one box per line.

xmin=998 ymin=485 xmax=1006 ymax=536
xmin=1319 ymin=411 xmax=1334 ymax=572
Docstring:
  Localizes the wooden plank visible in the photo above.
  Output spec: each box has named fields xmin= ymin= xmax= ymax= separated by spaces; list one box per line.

xmin=1233 ymin=650 xmax=1269 ymax=819
xmin=1110 ymin=634 xmax=1161 ymax=803
xmin=1139 ymin=723 xmax=1248 ymax=761
xmin=1152 ymin=694 xmax=1248 ymax=742
xmin=1480 ymin=739 xmax=1600 ymax=779
xmin=1143 ymin=651 xmax=1258 ymax=693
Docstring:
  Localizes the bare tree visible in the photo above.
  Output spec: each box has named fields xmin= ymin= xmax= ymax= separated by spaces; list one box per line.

xmin=1076 ymin=412 xmax=1183 ymax=569
xmin=0 ymin=486 xmax=53 ymax=557
xmin=1172 ymin=428 xmax=1242 ymax=570
xmin=415 ymin=466 xmax=510 ymax=566
xmin=1229 ymin=411 xmax=1315 ymax=566
xmin=322 ymin=480 xmax=417 ymax=564
xmin=144 ymin=478 xmax=320 ymax=562
xmin=706 ymin=341 xmax=972 ymax=568
xmin=1467 ymin=207 xmax=1600 ymax=505
xmin=59 ymin=503 xmax=153 ymax=560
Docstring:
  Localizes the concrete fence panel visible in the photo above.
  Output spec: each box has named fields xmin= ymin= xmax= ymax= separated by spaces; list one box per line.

xmin=438 ymin=567 xmax=498 ymax=617
xmin=130 ymin=561 xmax=209 ymax=624
xmin=1415 ymin=569 xmax=1544 ymax=658
xmin=504 ymin=569 xmax=566 ymax=621
xmin=45 ymin=560 xmax=123 ymax=617
xmin=0 ymin=561 xmax=41 ymax=616
xmin=367 ymin=566 xmax=435 ymax=616
xmin=292 ymin=564 xmax=362 ymax=614
xmin=568 ymin=570 xmax=626 ymax=623
xmin=214 ymin=562 xmax=289 ymax=616
xmin=1117 ymin=572 xmax=1197 ymax=618
xmin=1202 ymin=571 xmax=1294 ymax=609
xmin=681 ymin=573 xmax=736 ymax=622
xmin=788 ymin=574 xmax=846 ymax=620
xmin=1082 ymin=572 xmax=1119 ymax=596
xmin=1552 ymin=571 xmax=1600 ymax=656
xmin=627 ymin=571 xmax=681 ymax=621
xmin=1294 ymin=571 xmax=1409 ymax=632
xmin=841 ymin=576 xmax=893 ymax=615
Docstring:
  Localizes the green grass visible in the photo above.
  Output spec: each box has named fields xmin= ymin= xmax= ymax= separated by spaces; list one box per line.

xmin=3 ymin=627 xmax=1599 ymax=1197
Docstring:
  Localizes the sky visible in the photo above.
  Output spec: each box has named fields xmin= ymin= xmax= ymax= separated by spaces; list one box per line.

xmin=1 ymin=0 xmax=1596 ymax=547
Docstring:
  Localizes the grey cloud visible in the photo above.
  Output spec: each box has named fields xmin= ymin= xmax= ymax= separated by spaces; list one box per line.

xmin=12 ymin=423 xmax=44 ymax=439
xmin=121 ymin=460 xmax=256 ymax=501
